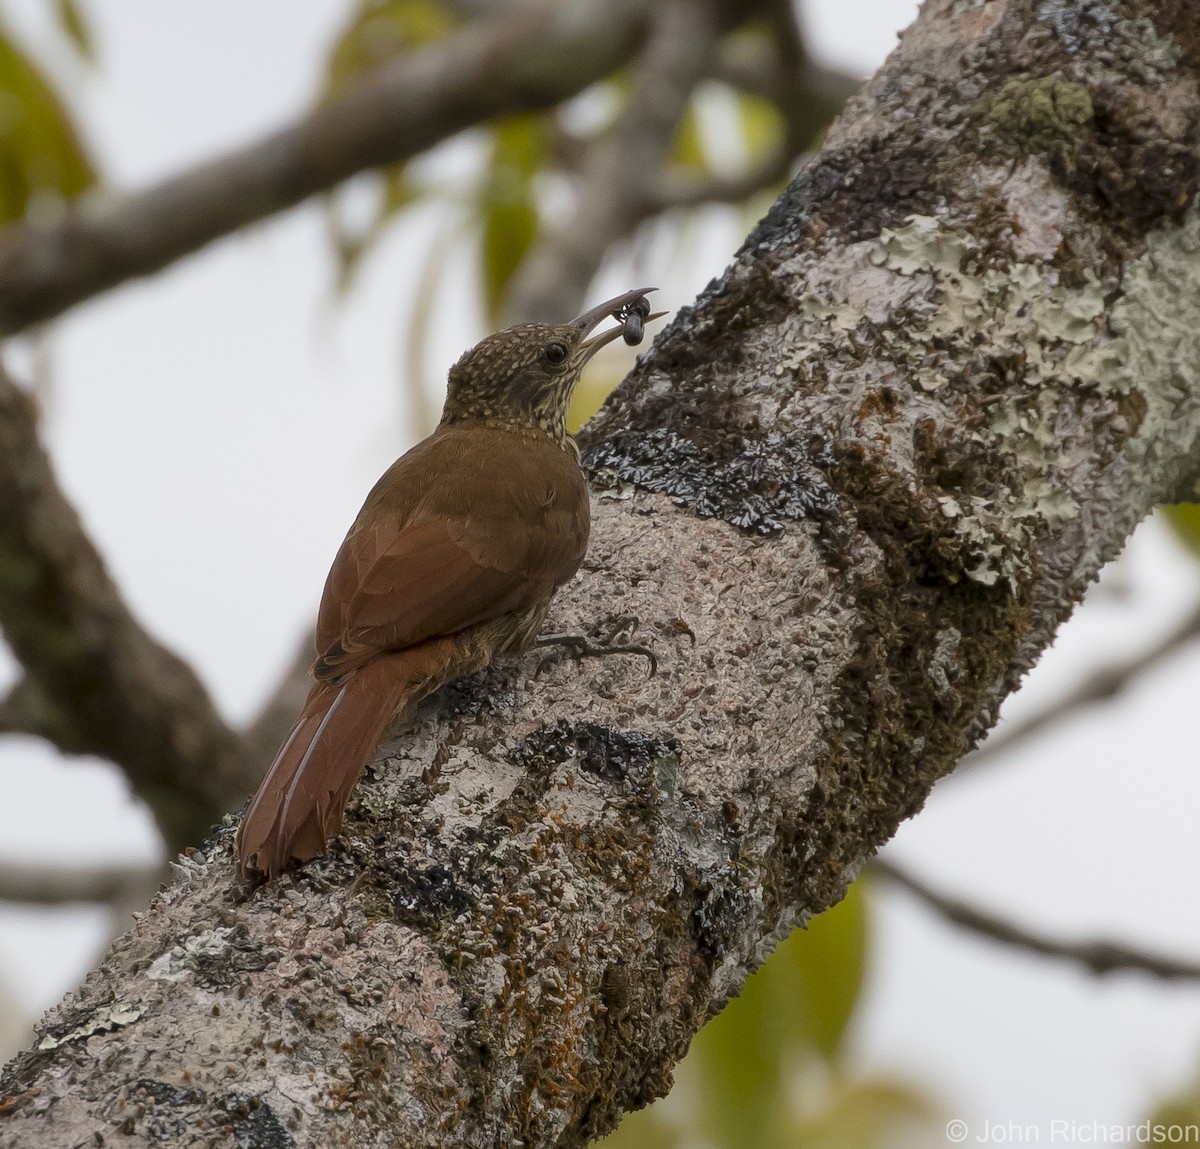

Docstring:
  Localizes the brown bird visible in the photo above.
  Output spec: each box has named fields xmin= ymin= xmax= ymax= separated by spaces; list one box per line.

xmin=236 ymin=288 xmax=661 ymax=879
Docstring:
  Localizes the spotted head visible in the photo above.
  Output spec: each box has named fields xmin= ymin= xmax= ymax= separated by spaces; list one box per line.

xmin=440 ymin=288 xmax=663 ymax=443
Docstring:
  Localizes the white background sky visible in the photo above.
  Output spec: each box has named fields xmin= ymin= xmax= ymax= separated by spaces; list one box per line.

xmin=3 ymin=0 xmax=1200 ymax=1138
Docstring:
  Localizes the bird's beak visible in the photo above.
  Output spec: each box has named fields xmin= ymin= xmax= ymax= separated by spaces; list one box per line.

xmin=572 ymin=287 xmax=664 ymax=362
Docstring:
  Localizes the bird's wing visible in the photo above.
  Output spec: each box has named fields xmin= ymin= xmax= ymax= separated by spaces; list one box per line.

xmin=314 ymin=495 xmax=586 ymax=679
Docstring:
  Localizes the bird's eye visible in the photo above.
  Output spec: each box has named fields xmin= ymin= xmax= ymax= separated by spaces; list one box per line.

xmin=544 ymin=342 xmax=567 ymax=365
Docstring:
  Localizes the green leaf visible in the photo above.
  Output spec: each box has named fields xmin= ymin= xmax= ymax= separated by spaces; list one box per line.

xmin=670 ymin=100 xmax=710 ymax=174
xmin=595 ymin=1105 xmax=681 ymax=1149
xmin=1160 ymin=503 xmax=1200 ymax=560
xmin=736 ymin=90 xmax=785 ymax=163
xmin=480 ymin=196 xmax=537 ymax=324
xmin=780 ymin=1075 xmax=939 ymax=1149
xmin=0 ymin=25 xmax=97 ymax=226
xmin=490 ymin=113 xmax=549 ymax=182
xmin=1146 ymin=1076 xmax=1200 ymax=1133
xmin=477 ymin=114 xmax=549 ymax=322
xmin=318 ymin=2 xmax=455 ymax=286
xmin=688 ymin=881 xmax=870 ymax=1149
xmin=691 ymin=973 xmax=786 ymax=1149
xmin=786 ymin=875 xmax=869 ymax=1058
xmin=381 ymin=163 xmax=415 ymax=216
xmin=322 ymin=0 xmax=459 ymax=99
xmin=53 ymin=0 xmax=94 ymax=62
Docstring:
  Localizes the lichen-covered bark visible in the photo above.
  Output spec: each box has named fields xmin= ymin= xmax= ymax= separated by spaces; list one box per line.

xmin=6 ymin=1 xmax=1200 ymax=1146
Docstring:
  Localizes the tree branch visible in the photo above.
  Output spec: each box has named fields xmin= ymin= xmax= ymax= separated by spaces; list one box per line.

xmin=0 ymin=679 xmax=36 ymax=738
xmin=504 ymin=0 xmax=722 ymax=323
xmin=961 ymin=600 xmax=1200 ymax=772
xmin=0 ymin=368 xmax=253 ymax=849
xmin=711 ymin=21 xmax=860 ymax=106
xmin=874 ymin=860 xmax=1200 ymax=981
xmin=238 ymin=635 xmax=316 ymax=778
xmin=711 ymin=10 xmax=861 ymax=141
xmin=7 ymin=2 xmax=1200 ymax=1145
xmin=0 ymin=860 xmax=159 ymax=908
xmin=0 ymin=0 xmax=656 ymax=338
xmin=506 ymin=0 xmax=859 ymax=323
xmin=653 ymin=18 xmax=860 ymax=209
xmin=650 ymin=147 xmax=808 ymax=210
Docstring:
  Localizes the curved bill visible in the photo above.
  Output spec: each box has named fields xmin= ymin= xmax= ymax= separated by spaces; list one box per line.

xmin=571 ymin=287 xmax=662 ymax=362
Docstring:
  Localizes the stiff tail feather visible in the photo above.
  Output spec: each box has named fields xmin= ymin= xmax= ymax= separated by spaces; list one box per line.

xmin=236 ymin=646 xmax=447 ymax=878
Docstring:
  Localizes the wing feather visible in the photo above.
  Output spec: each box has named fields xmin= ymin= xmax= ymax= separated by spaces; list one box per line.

xmin=313 ymin=427 xmax=588 ymax=679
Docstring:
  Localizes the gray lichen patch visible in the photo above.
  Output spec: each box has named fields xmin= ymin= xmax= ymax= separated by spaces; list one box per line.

xmin=146 ymin=922 xmax=277 ymax=988
xmin=869 ymin=211 xmax=1109 ymax=357
xmin=1064 ymin=206 xmax=1200 ymax=556
xmin=966 ymin=9 xmax=1199 ymax=231
xmin=147 ymin=927 xmax=236 ymax=983
xmin=989 ymin=159 xmax=1072 ymax=261
xmin=927 ymin=627 xmax=963 ymax=698
xmin=35 ymin=1000 xmax=146 ymax=1051
xmin=795 ymin=240 xmax=930 ymax=326
xmin=857 ymin=211 xmax=1130 ymax=584
xmin=1035 ymin=0 xmax=1121 ymax=54
xmin=871 ymin=214 xmax=972 ymax=278
xmin=1037 ymin=0 xmax=1182 ymax=74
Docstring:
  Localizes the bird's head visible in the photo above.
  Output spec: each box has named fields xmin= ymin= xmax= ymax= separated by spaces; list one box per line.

xmin=440 ymin=288 xmax=664 ymax=444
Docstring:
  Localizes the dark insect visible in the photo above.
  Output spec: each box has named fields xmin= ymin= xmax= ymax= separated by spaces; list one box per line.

xmin=615 ymin=294 xmax=653 ymax=346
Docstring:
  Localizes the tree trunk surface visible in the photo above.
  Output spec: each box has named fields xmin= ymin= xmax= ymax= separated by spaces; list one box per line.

xmin=5 ymin=2 xmax=1200 ymax=1146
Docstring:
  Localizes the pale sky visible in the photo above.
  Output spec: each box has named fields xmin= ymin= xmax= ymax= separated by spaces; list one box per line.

xmin=3 ymin=0 xmax=1200 ymax=1137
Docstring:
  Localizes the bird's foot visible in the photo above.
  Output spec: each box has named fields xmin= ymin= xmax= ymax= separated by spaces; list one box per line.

xmin=535 ymin=615 xmax=657 ymax=677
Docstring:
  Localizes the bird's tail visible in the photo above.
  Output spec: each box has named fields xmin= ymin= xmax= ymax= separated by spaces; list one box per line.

xmin=236 ymin=644 xmax=450 ymax=879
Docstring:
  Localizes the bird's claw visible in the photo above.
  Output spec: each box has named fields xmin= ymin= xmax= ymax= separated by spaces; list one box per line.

xmin=535 ymin=615 xmax=658 ymax=677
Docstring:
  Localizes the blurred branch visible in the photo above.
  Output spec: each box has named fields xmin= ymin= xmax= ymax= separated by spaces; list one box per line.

xmin=0 ymin=366 xmax=255 ymax=850
xmin=0 ymin=678 xmax=38 ymax=736
xmin=239 ymin=635 xmax=315 ymax=778
xmin=960 ymin=600 xmax=1200 ymax=772
xmin=652 ymin=36 xmax=859 ymax=208
xmin=874 ymin=860 xmax=1200 ymax=981
xmin=655 ymin=2 xmax=861 ymax=213
xmin=712 ymin=17 xmax=861 ymax=134
xmin=402 ymin=216 xmax=459 ymax=439
xmin=0 ymin=0 xmax=657 ymax=338
xmin=506 ymin=0 xmax=860 ymax=323
xmin=652 ymin=147 xmax=807 ymax=210
xmin=504 ymin=0 xmax=721 ymax=323
xmin=652 ymin=0 xmax=858 ymax=210
xmin=0 ymin=858 xmax=157 ymax=907
xmin=760 ymin=0 xmax=858 ymax=146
